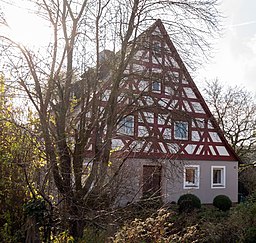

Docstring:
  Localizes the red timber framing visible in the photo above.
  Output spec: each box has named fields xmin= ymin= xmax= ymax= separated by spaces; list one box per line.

xmin=84 ymin=19 xmax=240 ymax=162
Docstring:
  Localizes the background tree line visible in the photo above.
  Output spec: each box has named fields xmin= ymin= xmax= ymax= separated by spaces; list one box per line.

xmin=203 ymin=80 xmax=256 ymax=162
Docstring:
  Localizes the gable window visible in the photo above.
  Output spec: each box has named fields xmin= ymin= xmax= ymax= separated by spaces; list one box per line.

xmin=211 ymin=166 xmax=226 ymax=188
xmin=152 ymin=81 xmax=161 ymax=93
xmin=152 ymin=41 xmax=161 ymax=53
xmin=184 ymin=165 xmax=200 ymax=189
xmin=118 ymin=115 xmax=134 ymax=135
xmin=174 ymin=121 xmax=188 ymax=140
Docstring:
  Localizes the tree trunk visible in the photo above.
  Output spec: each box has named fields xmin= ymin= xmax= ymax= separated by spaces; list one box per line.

xmin=25 ymin=217 xmax=41 ymax=243
xmin=66 ymin=199 xmax=86 ymax=240
xmin=69 ymin=217 xmax=85 ymax=240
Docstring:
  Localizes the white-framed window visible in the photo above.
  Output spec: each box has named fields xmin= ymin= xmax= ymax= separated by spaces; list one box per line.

xmin=152 ymin=81 xmax=161 ymax=93
xmin=118 ymin=115 xmax=134 ymax=135
xmin=174 ymin=121 xmax=188 ymax=140
xmin=184 ymin=165 xmax=200 ymax=189
xmin=211 ymin=166 xmax=226 ymax=188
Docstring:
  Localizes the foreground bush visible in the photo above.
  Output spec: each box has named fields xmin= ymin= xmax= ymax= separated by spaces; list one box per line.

xmin=111 ymin=209 xmax=172 ymax=243
xmin=178 ymin=194 xmax=201 ymax=212
xmin=213 ymin=195 xmax=232 ymax=211
xmin=226 ymin=194 xmax=256 ymax=242
xmin=109 ymin=196 xmax=256 ymax=242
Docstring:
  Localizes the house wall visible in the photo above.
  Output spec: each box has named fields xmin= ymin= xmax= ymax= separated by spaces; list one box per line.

xmin=115 ymin=158 xmax=238 ymax=206
xmin=164 ymin=160 xmax=238 ymax=204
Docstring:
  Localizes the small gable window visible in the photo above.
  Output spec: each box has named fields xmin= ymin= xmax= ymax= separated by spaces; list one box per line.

xmin=152 ymin=41 xmax=161 ymax=52
xmin=118 ymin=115 xmax=134 ymax=135
xmin=152 ymin=81 xmax=161 ymax=93
xmin=184 ymin=165 xmax=200 ymax=189
xmin=211 ymin=166 xmax=226 ymax=188
xmin=174 ymin=121 xmax=188 ymax=140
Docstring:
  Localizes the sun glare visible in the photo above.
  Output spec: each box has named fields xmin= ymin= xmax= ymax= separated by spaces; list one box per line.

xmin=3 ymin=3 xmax=51 ymax=47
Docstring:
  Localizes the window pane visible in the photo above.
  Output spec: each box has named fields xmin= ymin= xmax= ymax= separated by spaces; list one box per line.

xmin=211 ymin=166 xmax=225 ymax=188
xmin=174 ymin=121 xmax=188 ymax=139
xmin=119 ymin=116 xmax=134 ymax=135
xmin=153 ymin=41 xmax=161 ymax=52
xmin=152 ymin=81 xmax=161 ymax=92
xmin=186 ymin=168 xmax=195 ymax=184
xmin=213 ymin=169 xmax=221 ymax=184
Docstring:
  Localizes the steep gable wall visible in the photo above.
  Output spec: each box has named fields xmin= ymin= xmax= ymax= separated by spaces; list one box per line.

xmin=109 ymin=20 xmax=239 ymax=162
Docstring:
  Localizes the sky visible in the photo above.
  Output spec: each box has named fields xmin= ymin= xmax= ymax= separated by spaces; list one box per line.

xmin=196 ymin=0 xmax=256 ymax=93
xmin=1 ymin=0 xmax=256 ymax=93
xmin=1 ymin=0 xmax=50 ymax=47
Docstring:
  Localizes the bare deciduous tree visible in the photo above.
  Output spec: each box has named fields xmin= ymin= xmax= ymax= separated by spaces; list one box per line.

xmin=203 ymin=79 xmax=256 ymax=161
xmin=1 ymin=0 xmax=221 ymax=239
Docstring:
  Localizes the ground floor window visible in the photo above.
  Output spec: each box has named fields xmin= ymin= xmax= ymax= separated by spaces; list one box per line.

xmin=211 ymin=166 xmax=226 ymax=188
xmin=184 ymin=165 xmax=200 ymax=189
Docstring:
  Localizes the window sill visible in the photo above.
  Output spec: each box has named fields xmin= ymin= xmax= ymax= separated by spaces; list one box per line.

xmin=184 ymin=186 xmax=199 ymax=189
xmin=211 ymin=185 xmax=225 ymax=189
xmin=174 ymin=136 xmax=189 ymax=140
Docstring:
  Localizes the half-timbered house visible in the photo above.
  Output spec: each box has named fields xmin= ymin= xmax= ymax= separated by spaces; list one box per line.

xmin=80 ymin=19 xmax=239 ymax=205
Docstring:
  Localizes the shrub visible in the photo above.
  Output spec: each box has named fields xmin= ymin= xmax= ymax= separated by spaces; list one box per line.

xmin=245 ymin=227 xmax=256 ymax=243
xmin=246 ymin=192 xmax=256 ymax=203
xmin=23 ymin=197 xmax=49 ymax=226
xmin=138 ymin=197 xmax=163 ymax=210
xmin=177 ymin=194 xmax=201 ymax=213
xmin=112 ymin=209 xmax=173 ymax=242
xmin=213 ymin=195 xmax=232 ymax=211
